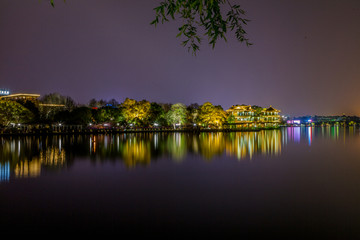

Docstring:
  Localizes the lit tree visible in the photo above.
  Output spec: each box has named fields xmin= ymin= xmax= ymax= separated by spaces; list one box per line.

xmin=198 ymin=102 xmax=227 ymax=127
xmin=227 ymin=114 xmax=236 ymax=124
xmin=0 ymin=100 xmax=33 ymax=127
xmin=121 ymin=98 xmax=151 ymax=126
xmin=349 ymin=121 xmax=356 ymax=126
xmin=166 ymin=103 xmax=188 ymax=128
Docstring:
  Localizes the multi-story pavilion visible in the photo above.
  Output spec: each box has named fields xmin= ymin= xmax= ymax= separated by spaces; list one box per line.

xmin=226 ymin=105 xmax=259 ymax=127
xmin=260 ymin=106 xmax=281 ymax=126
xmin=226 ymin=105 xmax=281 ymax=128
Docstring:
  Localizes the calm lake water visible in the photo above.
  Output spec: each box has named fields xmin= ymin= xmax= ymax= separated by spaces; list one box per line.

xmin=1 ymin=127 xmax=360 ymax=237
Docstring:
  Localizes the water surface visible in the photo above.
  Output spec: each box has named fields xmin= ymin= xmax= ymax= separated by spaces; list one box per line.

xmin=1 ymin=127 xmax=360 ymax=237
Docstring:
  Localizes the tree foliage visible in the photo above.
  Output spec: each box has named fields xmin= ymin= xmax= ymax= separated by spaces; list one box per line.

xmin=148 ymin=102 xmax=167 ymax=126
xmin=166 ymin=103 xmax=188 ymax=127
xmin=198 ymin=102 xmax=227 ymax=127
xmin=121 ymin=98 xmax=151 ymax=125
xmin=0 ymin=100 xmax=34 ymax=126
xmin=152 ymin=0 xmax=251 ymax=55
xmin=15 ymin=99 xmax=40 ymax=123
xmin=69 ymin=107 xmax=93 ymax=125
xmin=88 ymin=98 xmax=119 ymax=108
xmin=88 ymin=98 xmax=105 ymax=108
xmin=39 ymin=93 xmax=76 ymax=121
xmin=187 ymin=103 xmax=199 ymax=124
xmin=92 ymin=107 xmax=123 ymax=124
xmin=41 ymin=92 xmax=76 ymax=111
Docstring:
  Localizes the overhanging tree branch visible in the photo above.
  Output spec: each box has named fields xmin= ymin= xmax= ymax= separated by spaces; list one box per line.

xmin=151 ymin=0 xmax=251 ymax=55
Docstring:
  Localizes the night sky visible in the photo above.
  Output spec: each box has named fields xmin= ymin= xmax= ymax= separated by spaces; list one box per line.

xmin=1 ymin=0 xmax=360 ymax=116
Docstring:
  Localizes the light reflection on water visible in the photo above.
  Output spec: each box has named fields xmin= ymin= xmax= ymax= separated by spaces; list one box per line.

xmin=2 ymin=126 xmax=360 ymax=236
xmin=0 ymin=126 xmax=358 ymax=182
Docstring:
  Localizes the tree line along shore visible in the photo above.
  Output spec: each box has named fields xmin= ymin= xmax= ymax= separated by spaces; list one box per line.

xmin=0 ymin=92 xmax=283 ymax=135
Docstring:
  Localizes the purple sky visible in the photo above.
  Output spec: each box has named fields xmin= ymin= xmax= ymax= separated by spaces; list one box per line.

xmin=1 ymin=0 xmax=360 ymax=116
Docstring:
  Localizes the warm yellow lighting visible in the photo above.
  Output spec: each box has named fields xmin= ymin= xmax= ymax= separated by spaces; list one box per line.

xmin=39 ymin=103 xmax=65 ymax=107
xmin=0 ymin=93 xmax=40 ymax=99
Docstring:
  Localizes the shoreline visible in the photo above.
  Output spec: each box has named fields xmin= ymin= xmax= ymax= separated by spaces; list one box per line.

xmin=1 ymin=125 xmax=358 ymax=136
xmin=0 ymin=127 xmax=282 ymax=136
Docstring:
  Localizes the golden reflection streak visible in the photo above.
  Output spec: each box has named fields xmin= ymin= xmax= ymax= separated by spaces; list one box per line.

xmin=198 ymin=133 xmax=226 ymax=160
xmin=224 ymin=130 xmax=281 ymax=160
xmin=3 ymin=127 xmax=359 ymax=178
xmin=0 ymin=136 xmax=66 ymax=179
xmin=1 ymin=130 xmax=285 ymax=177
xmin=122 ymin=137 xmax=151 ymax=168
xmin=13 ymin=146 xmax=66 ymax=179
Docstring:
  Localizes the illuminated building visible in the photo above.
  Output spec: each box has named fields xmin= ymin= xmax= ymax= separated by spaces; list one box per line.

xmin=0 ymin=93 xmax=40 ymax=101
xmin=0 ymin=89 xmax=65 ymax=111
xmin=0 ymin=89 xmax=10 ymax=96
xmin=260 ymin=106 xmax=281 ymax=126
xmin=0 ymin=88 xmax=40 ymax=101
xmin=226 ymin=104 xmax=281 ymax=127
xmin=226 ymin=105 xmax=258 ymax=124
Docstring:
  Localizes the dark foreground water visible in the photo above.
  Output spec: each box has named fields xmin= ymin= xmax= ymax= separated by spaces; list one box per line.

xmin=1 ymin=127 xmax=360 ymax=237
